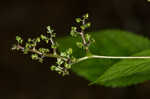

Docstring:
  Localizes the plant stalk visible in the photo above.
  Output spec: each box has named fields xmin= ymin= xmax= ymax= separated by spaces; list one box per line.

xmin=77 ymin=55 xmax=150 ymax=63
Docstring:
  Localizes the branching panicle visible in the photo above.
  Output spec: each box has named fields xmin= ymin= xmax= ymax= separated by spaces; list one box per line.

xmin=12 ymin=25 xmax=77 ymax=76
xmin=71 ymin=13 xmax=95 ymax=53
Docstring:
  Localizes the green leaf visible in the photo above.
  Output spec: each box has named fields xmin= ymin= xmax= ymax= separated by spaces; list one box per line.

xmin=57 ymin=30 xmax=150 ymax=87
xmin=93 ymin=49 xmax=150 ymax=87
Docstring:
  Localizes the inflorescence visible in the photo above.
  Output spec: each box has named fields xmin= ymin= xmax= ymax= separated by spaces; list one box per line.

xmin=12 ymin=13 xmax=94 ymax=76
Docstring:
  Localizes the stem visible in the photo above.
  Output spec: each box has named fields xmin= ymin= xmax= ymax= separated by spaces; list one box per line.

xmin=17 ymin=45 xmax=42 ymax=55
xmin=79 ymin=19 xmax=89 ymax=53
xmin=50 ymin=37 xmax=57 ymax=55
xmin=16 ymin=45 xmax=67 ymax=61
xmin=79 ymin=31 xmax=89 ymax=53
xmin=80 ymin=32 xmax=86 ymax=45
xmin=16 ymin=45 xmax=150 ymax=65
xmin=76 ymin=55 xmax=150 ymax=63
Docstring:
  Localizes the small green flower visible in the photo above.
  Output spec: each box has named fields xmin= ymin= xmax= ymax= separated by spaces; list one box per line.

xmin=39 ymin=48 xmax=50 ymax=53
xmin=64 ymin=63 xmax=71 ymax=69
xmin=83 ymin=13 xmax=89 ymax=19
xmin=31 ymin=54 xmax=39 ymax=60
xmin=70 ymin=31 xmax=76 ymax=37
xmin=71 ymin=26 xmax=77 ymax=31
xmin=23 ymin=48 xmax=29 ymax=54
xmin=47 ymin=26 xmax=51 ymax=31
xmin=36 ymin=37 xmax=41 ymax=43
xmin=80 ymin=25 xmax=85 ymax=30
xmin=85 ymin=34 xmax=91 ymax=41
xmin=86 ymin=22 xmax=91 ymax=27
xmin=50 ymin=65 xmax=56 ymax=71
xmin=60 ymin=52 xmax=67 ymax=57
xmin=56 ymin=58 xmax=63 ymax=65
xmin=47 ymin=26 xmax=54 ymax=34
xmin=45 ymin=39 xmax=49 ymax=44
xmin=70 ymin=26 xmax=78 ymax=37
xmin=55 ymin=66 xmax=62 ymax=72
xmin=25 ymin=43 xmax=32 ymax=48
xmin=91 ymin=38 xmax=95 ymax=43
xmin=38 ymin=58 xmax=43 ymax=63
xmin=66 ymin=48 xmax=72 ymax=55
xmin=76 ymin=42 xmax=83 ymax=48
xmin=51 ymin=44 xmax=56 ymax=49
xmin=51 ymin=33 xmax=56 ymax=38
xmin=11 ymin=44 xmax=18 ymax=50
xmin=40 ymin=34 xmax=47 ymax=40
xmin=16 ymin=36 xmax=23 ymax=44
xmin=80 ymin=22 xmax=91 ymax=30
xmin=28 ymin=38 xmax=32 ymax=42
xmin=71 ymin=57 xmax=77 ymax=63
xmin=75 ymin=18 xmax=81 ymax=23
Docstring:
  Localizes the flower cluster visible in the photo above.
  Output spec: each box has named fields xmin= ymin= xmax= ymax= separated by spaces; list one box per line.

xmin=12 ymin=13 xmax=94 ymax=76
xmin=70 ymin=13 xmax=95 ymax=53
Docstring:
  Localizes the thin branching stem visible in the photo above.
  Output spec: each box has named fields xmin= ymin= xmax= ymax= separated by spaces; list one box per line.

xmin=80 ymin=32 xmax=86 ymax=45
xmin=79 ymin=20 xmax=89 ymax=53
xmin=16 ymin=45 xmax=67 ymax=61
xmin=50 ymin=37 xmax=57 ymax=55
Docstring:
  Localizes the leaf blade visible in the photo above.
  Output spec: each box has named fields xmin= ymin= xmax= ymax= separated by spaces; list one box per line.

xmin=94 ymin=49 xmax=150 ymax=87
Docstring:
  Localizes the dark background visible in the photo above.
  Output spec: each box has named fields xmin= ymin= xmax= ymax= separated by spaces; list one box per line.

xmin=1 ymin=0 xmax=150 ymax=99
